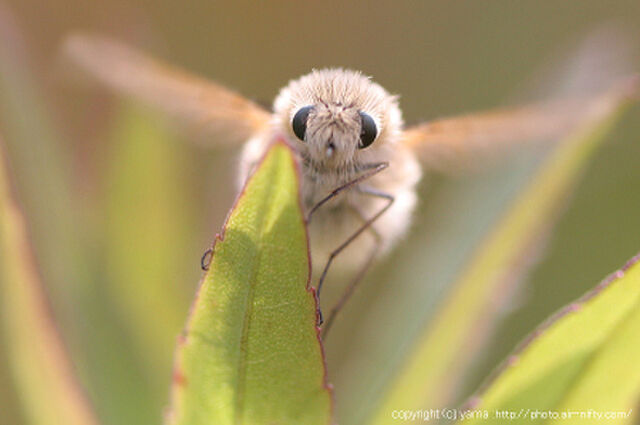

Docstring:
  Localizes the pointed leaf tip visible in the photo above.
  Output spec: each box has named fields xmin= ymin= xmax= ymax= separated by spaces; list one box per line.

xmin=168 ymin=140 xmax=332 ymax=425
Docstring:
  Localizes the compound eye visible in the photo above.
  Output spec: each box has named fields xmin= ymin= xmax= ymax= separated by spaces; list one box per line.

xmin=292 ymin=106 xmax=314 ymax=141
xmin=358 ymin=112 xmax=377 ymax=148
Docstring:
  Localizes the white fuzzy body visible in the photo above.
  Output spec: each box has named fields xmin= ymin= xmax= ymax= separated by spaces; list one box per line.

xmin=239 ymin=69 xmax=422 ymax=272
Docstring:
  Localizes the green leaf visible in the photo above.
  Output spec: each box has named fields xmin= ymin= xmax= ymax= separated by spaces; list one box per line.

xmin=0 ymin=136 xmax=99 ymax=425
xmin=168 ymin=141 xmax=332 ymax=425
xmin=367 ymin=81 xmax=638 ymax=424
xmin=461 ymin=253 xmax=640 ymax=425
xmin=0 ymin=4 xmax=86 ymax=308
xmin=0 ymin=12 xmax=115 ymax=423
xmin=102 ymin=103 xmax=196 ymax=417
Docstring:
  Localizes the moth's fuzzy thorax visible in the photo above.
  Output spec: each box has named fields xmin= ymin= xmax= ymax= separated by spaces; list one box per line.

xmin=273 ymin=68 xmax=403 ymax=172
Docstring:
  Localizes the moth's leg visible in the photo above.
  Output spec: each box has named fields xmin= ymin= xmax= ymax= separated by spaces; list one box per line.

xmin=320 ymin=201 xmax=383 ymax=339
xmin=201 ymin=247 xmax=214 ymax=271
xmin=307 ymin=162 xmax=389 ymax=325
xmin=306 ymin=162 xmax=389 ymax=222
xmin=314 ymin=185 xmax=394 ymax=327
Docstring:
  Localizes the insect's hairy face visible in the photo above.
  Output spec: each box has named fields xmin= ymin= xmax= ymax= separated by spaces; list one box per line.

xmin=273 ymin=69 xmax=402 ymax=170
xmin=296 ymin=102 xmax=362 ymax=166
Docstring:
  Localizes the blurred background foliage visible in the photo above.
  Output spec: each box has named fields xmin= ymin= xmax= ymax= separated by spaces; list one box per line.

xmin=0 ymin=1 xmax=639 ymax=424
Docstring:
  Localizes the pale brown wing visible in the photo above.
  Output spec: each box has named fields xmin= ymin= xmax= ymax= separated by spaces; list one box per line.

xmin=402 ymin=77 xmax=638 ymax=172
xmin=63 ymin=34 xmax=271 ymax=146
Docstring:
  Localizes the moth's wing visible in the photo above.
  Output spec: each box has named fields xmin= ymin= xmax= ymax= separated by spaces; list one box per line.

xmin=401 ymin=78 xmax=638 ymax=172
xmin=63 ymin=34 xmax=271 ymax=146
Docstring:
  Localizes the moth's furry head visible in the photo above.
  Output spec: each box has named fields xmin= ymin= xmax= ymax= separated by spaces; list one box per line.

xmin=273 ymin=69 xmax=403 ymax=169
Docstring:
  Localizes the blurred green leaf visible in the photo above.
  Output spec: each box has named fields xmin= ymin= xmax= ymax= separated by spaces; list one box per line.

xmin=369 ymin=82 xmax=637 ymax=424
xmin=0 ymin=135 xmax=99 ymax=425
xmin=102 ymin=103 xmax=195 ymax=416
xmin=461 ymin=253 xmax=640 ymax=425
xmin=0 ymin=2 xmax=85 ymax=312
xmin=168 ymin=142 xmax=332 ymax=425
xmin=0 ymin=12 xmax=108 ymax=425
xmin=329 ymin=145 xmax=556 ymax=425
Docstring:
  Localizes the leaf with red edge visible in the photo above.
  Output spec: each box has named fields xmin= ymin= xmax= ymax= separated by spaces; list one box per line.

xmin=0 ymin=135 xmax=99 ymax=425
xmin=167 ymin=141 xmax=332 ymax=425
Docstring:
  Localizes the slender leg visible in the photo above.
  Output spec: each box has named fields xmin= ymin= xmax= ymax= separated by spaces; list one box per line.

xmin=314 ymin=186 xmax=394 ymax=326
xmin=309 ymin=162 xmax=389 ymax=306
xmin=320 ymin=208 xmax=382 ymax=339
xmin=306 ymin=162 xmax=389 ymax=222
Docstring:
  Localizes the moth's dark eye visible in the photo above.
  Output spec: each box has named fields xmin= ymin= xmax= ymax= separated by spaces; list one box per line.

xmin=359 ymin=112 xmax=377 ymax=149
xmin=292 ymin=106 xmax=314 ymax=141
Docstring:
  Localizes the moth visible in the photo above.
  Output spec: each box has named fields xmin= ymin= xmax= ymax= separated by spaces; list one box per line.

xmin=64 ymin=35 xmax=635 ymax=333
